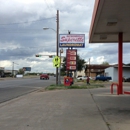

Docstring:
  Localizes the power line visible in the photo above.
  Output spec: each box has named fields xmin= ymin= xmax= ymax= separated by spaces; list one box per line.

xmin=0 ymin=45 xmax=56 ymax=50
xmin=44 ymin=0 xmax=51 ymax=10
xmin=0 ymin=17 xmax=55 ymax=25
xmin=0 ymin=29 xmax=42 ymax=33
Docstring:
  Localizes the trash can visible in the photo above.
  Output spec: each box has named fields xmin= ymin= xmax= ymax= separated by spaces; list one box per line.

xmin=64 ymin=77 xmax=73 ymax=86
xmin=64 ymin=77 xmax=71 ymax=86
xmin=69 ymin=77 xmax=73 ymax=85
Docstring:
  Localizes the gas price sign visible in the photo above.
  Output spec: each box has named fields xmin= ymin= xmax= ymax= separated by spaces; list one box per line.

xmin=66 ymin=49 xmax=77 ymax=71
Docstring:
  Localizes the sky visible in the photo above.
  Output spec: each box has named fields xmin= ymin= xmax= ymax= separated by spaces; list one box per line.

xmin=0 ymin=0 xmax=130 ymax=73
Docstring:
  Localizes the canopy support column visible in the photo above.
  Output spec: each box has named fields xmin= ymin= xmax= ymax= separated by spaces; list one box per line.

xmin=118 ymin=32 xmax=123 ymax=94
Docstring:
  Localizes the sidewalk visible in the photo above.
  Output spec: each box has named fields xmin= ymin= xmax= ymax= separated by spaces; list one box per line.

xmin=89 ymin=86 xmax=130 ymax=130
xmin=0 ymin=85 xmax=130 ymax=130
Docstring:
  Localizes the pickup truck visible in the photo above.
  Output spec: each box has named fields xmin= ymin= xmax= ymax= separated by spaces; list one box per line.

xmin=95 ymin=75 xmax=112 ymax=81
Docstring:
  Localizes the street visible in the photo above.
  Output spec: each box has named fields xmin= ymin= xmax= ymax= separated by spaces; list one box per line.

xmin=0 ymin=76 xmax=56 ymax=103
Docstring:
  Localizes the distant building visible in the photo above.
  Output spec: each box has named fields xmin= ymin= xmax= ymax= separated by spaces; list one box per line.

xmin=0 ymin=68 xmax=18 ymax=77
xmin=74 ymin=64 xmax=130 ymax=81
xmin=85 ymin=64 xmax=110 ymax=77
xmin=0 ymin=67 xmax=5 ymax=77
xmin=75 ymin=64 xmax=110 ymax=78
xmin=4 ymin=70 xmax=18 ymax=76
xmin=105 ymin=65 xmax=130 ymax=82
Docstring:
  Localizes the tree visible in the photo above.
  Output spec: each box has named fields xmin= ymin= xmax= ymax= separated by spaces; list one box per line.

xmin=18 ymin=68 xmax=24 ymax=74
xmin=76 ymin=55 xmax=86 ymax=71
xmin=102 ymin=61 xmax=109 ymax=65
xmin=61 ymin=54 xmax=86 ymax=75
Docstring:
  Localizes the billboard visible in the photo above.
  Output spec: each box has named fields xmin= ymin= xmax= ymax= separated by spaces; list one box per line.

xmin=59 ymin=34 xmax=85 ymax=48
xmin=66 ymin=49 xmax=77 ymax=71
xmin=23 ymin=67 xmax=31 ymax=71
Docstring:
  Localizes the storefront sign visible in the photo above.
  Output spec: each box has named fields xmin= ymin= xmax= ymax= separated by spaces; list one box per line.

xmin=59 ymin=34 xmax=85 ymax=48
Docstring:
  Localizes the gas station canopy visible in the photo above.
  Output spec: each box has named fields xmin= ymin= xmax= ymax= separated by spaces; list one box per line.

xmin=89 ymin=0 xmax=130 ymax=43
xmin=89 ymin=0 xmax=130 ymax=94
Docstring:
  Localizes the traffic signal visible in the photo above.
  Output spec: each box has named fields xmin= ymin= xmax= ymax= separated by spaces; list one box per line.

xmin=35 ymin=55 xmax=41 ymax=57
xmin=49 ymin=55 xmax=53 ymax=58
xmin=35 ymin=55 xmax=39 ymax=57
xmin=49 ymin=55 xmax=55 ymax=58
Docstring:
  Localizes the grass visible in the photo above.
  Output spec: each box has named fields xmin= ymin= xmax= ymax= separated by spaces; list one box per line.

xmin=45 ymin=80 xmax=105 ymax=91
xmin=45 ymin=84 xmax=66 ymax=90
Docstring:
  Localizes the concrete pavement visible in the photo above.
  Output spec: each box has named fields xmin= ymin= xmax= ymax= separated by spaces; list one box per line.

xmin=0 ymin=76 xmax=39 ymax=80
xmin=89 ymin=85 xmax=130 ymax=130
xmin=0 ymin=84 xmax=130 ymax=130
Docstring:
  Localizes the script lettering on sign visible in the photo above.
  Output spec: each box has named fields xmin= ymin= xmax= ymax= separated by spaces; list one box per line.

xmin=59 ymin=34 xmax=85 ymax=48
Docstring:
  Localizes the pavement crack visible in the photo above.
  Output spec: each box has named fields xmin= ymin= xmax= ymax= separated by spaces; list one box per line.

xmin=88 ymin=89 xmax=111 ymax=130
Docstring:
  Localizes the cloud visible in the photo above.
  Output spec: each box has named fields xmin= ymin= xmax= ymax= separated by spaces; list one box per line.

xmin=0 ymin=0 xmax=129 ymax=73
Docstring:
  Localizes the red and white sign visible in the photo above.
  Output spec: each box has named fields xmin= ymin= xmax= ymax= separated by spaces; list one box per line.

xmin=66 ymin=49 xmax=77 ymax=71
xmin=67 ymin=56 xmax=76 ymax=61
xmin=66 ymin=50 xmax=77 ymax=55
xmin=70 ymin=56 xmax=76 ymax=60
xmin=67 ymin=61 xmax=76 ymax=65
xmin=60 ymin=34 xmax=85 ymax=44
xmin=66 ymin=66 xmax=76 ymax=70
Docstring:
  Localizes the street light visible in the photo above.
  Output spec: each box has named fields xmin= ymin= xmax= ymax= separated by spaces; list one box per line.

xmin=12 ymin=62 xmax=19 ymax=78
xmin=43 ymin=10 xmax=59 ymax=85
xmin=43 ymin=27 xmax=59 ymax=85
xmin=43 ymin=27 xmax=56 ymax=33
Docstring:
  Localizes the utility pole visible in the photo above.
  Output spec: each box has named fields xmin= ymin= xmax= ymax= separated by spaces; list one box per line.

xmin=59 ymin=49 xmax=63 ymax=84
xmin=12 ymin=62 xmax=19 ymax=78
xmin=89 ymin=58 xmax=90 ymax=77
xmin=43 ymin=11 xmax=59 ymax=85
xmin=56 ymin=10 xmax=59 ymax=85
xmin=12 ymin=62 xmax=14 ymax=77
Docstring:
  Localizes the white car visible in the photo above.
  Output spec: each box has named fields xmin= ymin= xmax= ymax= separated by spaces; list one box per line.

xmin=77 ymin=76 xmax=93 ymax=80
xmin=77 ymin=76 xmax=87 ymax=80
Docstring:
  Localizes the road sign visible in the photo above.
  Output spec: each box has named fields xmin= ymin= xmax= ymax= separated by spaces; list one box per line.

xmin=53 ymin=56 xmax=60 ymax=67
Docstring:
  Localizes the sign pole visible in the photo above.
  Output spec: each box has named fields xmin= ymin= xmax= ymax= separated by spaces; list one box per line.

xmin=56 ymin=10 xmax=59 ymax=85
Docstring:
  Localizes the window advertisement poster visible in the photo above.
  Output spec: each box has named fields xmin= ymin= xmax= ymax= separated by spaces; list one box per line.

xmin=59 ymin=34 xmax=85 ymax=48
xmin=66 ymin=49 xmax=77 ymax=71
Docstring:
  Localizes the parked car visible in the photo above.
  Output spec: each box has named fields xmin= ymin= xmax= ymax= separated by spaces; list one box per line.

xmin=40 ymin=74 xmax=49 ymax=80
xmin=123 ymin=77 xmax=130 ymax=82
xmin=77 ymin=76 xmax=93 ymax=80
xmin=95 ymin=75 xmax=112 ymax=81
xmin=77 ymin=76 xmax=86 ymax=80
xmin=0 ymin=75 xmax=6 ymax=78
xmin=77 ymin=75 xmax=82 ymax=78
